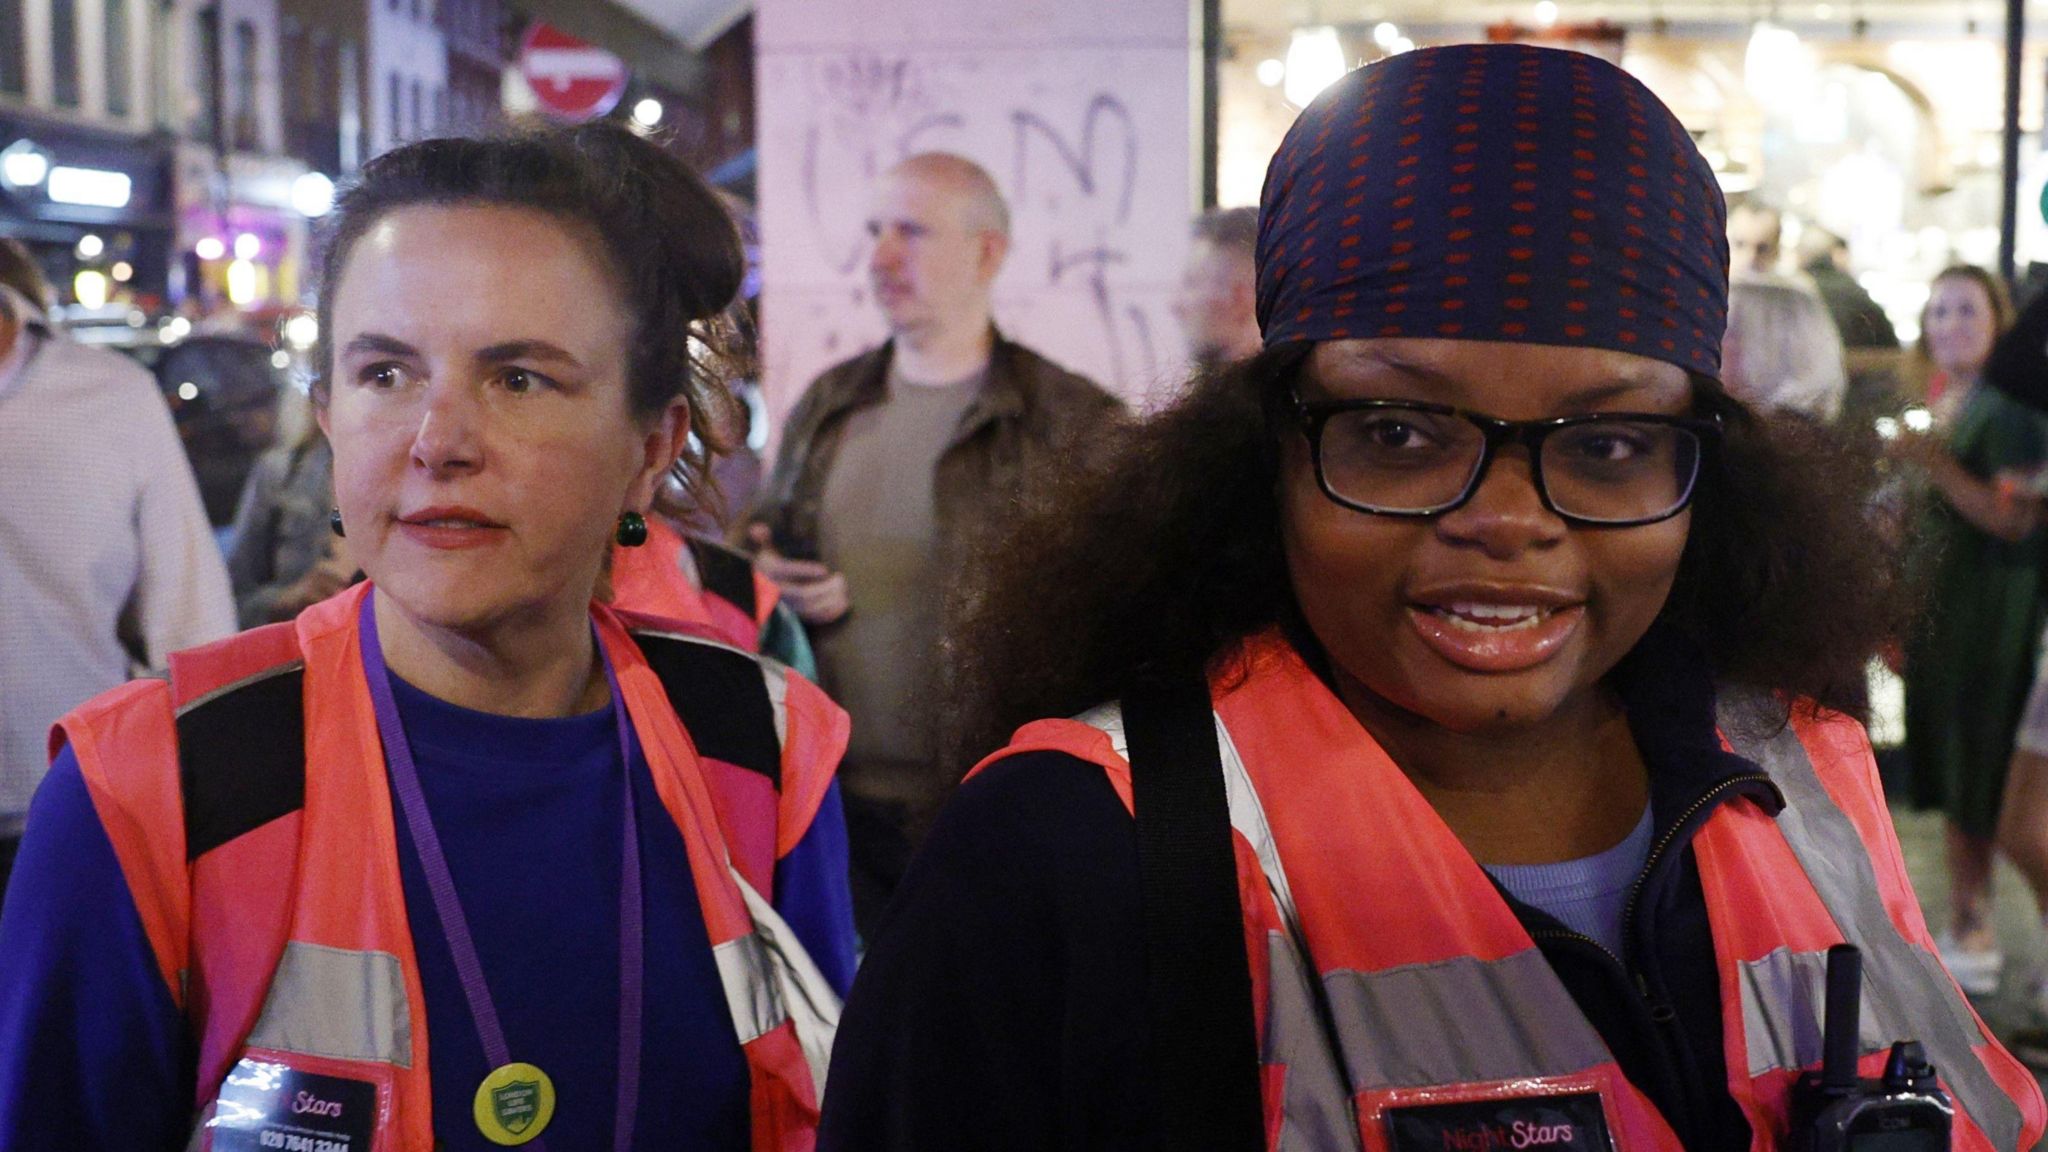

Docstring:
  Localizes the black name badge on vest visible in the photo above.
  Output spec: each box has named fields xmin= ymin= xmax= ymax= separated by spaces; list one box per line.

xmin=1385 ymin=1091 xmax=1614 ymax=1152
xmin=208 ymin=1058 xmax=379 ymax=1151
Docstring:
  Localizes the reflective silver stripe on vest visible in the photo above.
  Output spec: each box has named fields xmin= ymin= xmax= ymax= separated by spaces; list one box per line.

xmin=1722 ymin=693 xmax=2023 ymax=1150
xmin=1082 ymin=705 xmax=1610 ymax=1140
xmin=1739 ymin=946 xmax=1906 ymax=1077
xmin=716 ymin=867 xmax=842 ymax=1096
xmin=1262 ymin=931 xmax=1363 ymax=1150
xmin=1235 ymin=710 xmax=1614 ymax=1109
xmin=1322 ymin=951 xmax=1614 ymax=1089
xmin=244 ymin=941 xmax=412 ymax=1066
xmin=762 ymin=660 xmax=790 ymax=750
xmin=1084 ymin=702 xmax=1618 ymax=1099
xmin=715 ymin=932 xmax=781 ymax=1045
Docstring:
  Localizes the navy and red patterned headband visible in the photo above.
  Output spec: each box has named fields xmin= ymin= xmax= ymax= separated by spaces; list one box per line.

xmin=1256 ymin=43 xmax=1730 ymax=380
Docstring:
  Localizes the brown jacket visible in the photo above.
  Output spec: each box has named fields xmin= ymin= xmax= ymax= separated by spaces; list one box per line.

xmin=749 ymin=332 xmax=1124 ymax=562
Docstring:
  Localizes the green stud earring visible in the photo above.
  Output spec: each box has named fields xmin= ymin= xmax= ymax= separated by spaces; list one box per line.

xmin=329 ymin=508 xmax=345 ymax=538
xmin=616 ymin=510 xmax=648 ymax=548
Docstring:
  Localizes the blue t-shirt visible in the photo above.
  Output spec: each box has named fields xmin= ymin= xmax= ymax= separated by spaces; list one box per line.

xmin=1483 ymin=805 xmax=1654 ymax=959
xmin=0 ymin=673 xmax=855 ymax=1151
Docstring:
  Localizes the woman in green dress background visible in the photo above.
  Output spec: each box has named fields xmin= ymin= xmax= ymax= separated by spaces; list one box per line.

xmin=1898 ymin=263 xmax=2042 ymax=998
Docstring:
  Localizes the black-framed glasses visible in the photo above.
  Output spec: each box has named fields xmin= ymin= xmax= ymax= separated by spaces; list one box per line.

xmin=1293 ymin=396 xmax=1722 ymax=527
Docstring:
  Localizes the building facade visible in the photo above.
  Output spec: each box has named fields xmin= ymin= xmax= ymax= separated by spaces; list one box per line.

xmin=367 ymin=0 xmax=447 ymax=158
xmin=278 ymin=0 xmax=366 ymax=178
xmin=164 ymin=0 xmax=319 ymax=316
xmin=0 ymin=0 xmax=175 ymax=307
xmin=439 ymin=0 xmax=505 ymax=139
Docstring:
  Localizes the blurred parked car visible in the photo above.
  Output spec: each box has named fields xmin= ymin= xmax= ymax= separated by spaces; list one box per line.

xmin=150 ymin=334 xmax=290 ymax=527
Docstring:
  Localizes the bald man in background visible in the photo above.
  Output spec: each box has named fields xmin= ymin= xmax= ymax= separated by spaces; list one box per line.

xmin=749 ymin=152 xmax=1122 ymax=930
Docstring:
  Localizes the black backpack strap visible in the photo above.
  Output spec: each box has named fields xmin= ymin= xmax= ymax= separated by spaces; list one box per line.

xmin=177 ymin=665 xmax=308 ymax=859
xmin=684 ymin=535 xmax=759 ymax=623
xmin=632 ymin=630 xmax=781 ymax=788
xmin=1121 ymin=672 xmax=1267 ymax=1151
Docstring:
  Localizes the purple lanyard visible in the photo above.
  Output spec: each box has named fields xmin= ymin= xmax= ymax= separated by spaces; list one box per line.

xmin=358 ymin=594 xmax=644 ymax=1151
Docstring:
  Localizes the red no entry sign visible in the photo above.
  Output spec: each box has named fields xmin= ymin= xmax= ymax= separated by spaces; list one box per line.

xmin=519 ymin=22 xmax=628 ymax=122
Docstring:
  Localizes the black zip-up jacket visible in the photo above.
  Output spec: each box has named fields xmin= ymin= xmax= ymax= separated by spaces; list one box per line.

xmin=820 ymin=630 xmax=1789 ymax=1151
xmin=1509 ymin=633 xmax=1784 ymax=1148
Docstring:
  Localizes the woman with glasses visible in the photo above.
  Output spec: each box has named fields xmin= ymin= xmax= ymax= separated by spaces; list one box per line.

xmin=819 ymin=44 xmax=2043 ymax=1152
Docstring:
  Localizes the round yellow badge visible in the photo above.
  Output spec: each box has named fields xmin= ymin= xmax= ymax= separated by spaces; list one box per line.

xmin=473 ymin=1062 xmax=556 ymax=1146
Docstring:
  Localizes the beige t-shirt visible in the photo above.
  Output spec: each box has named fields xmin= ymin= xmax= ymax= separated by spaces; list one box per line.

xmin=814 ymin=365 xmax=985 ymax=798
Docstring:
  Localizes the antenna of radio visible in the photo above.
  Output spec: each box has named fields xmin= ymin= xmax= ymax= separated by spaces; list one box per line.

xmin=1821 ymin=943 xmax=1863 ymax=1094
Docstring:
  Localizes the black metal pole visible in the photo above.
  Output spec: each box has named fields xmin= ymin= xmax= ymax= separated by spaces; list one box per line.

xmin=1202 ymin=0 xmax=1221 ymax=209
xmin=2000 ymin=0 xmax=2024 ymax=287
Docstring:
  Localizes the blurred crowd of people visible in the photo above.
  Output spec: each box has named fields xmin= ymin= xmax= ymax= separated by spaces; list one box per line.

xmin=1718 ymin=190 xmax=2048 ymax=1065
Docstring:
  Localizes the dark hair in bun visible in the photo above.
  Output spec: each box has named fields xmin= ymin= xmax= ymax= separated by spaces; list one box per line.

xmin=312 ymin=120 xmax=746 ymax=488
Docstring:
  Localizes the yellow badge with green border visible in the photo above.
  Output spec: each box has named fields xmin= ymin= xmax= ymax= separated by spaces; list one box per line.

xmin=473 ymin=1062 xmax=555 ymax=1145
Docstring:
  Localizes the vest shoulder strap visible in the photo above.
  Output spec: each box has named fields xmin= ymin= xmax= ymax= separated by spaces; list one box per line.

xmin=166 ymin=624 xmax=309 ymax=859
xmin=1121 ymin=673 xmax=1266 ymax=1152
xmin=173 ymin=660 xmax=308 ymax=1107
xmin=631 ymin=625 xmax=844 ymax=899
xmin=172 ymin=624 xmax=803 ymax=877
xmin=167 ymin=622 xmax=301 ymax=710
xmin=177 ymin=665 xmax=307 ymax=859
xmin=633 ymin=628 xmax=781 ymax=787
xmin=684 ymin=536 xmax=759 ymax=627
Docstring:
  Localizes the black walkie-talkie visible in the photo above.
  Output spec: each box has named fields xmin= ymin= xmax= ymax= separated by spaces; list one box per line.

xmin=1788 ymin=944 xmax=1954 ymax=1151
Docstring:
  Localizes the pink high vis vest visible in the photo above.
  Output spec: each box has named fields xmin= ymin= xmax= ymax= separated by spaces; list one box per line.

xmin=610 ymin=516 xmax=778 ymax=653
xmin=972 ymin=633 xmax=2045 ymax=1151
xmin=54 ymin=584 xmax=848 ymax=1151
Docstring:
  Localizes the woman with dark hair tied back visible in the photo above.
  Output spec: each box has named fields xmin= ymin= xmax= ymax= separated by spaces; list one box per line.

xmin=819 ymin=46 xmax=2044 ymax=1152
xmin=0 ymin=122 xmax=855 ymax=1151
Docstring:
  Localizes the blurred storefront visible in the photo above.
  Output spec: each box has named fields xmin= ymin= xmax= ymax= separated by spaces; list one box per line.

xmin=0 ymin=109 xmax=175 ymax=309
xmin=1216 ymin=5 xmax=2042 ymax=349
xmin=172 ymin=142 xmax=314 ymax=318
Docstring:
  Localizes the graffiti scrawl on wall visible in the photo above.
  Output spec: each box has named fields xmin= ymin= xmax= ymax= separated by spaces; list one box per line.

xmin=758 ymin=10 xmax=1195 ymax=421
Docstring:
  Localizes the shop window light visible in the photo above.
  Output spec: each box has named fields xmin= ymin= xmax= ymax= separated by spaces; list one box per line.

xmin=0 ymin=141 xmax=50 ymax=189
xmin=73 ymin=270 xmax=109 ymax=308
xmin=1284 ymin=26 xmax=1347 ymax=109
xmin=47 ymin=166 xmax=131 ymax=208
xmin=227 ymin=259 xmax=258 ymax=306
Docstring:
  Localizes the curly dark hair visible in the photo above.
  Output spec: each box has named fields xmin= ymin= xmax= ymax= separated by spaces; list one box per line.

xmin=937 ymin=343 xmax=1913 ymax=771
xmin=311 ymin=119 xmax=747 ymax=495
